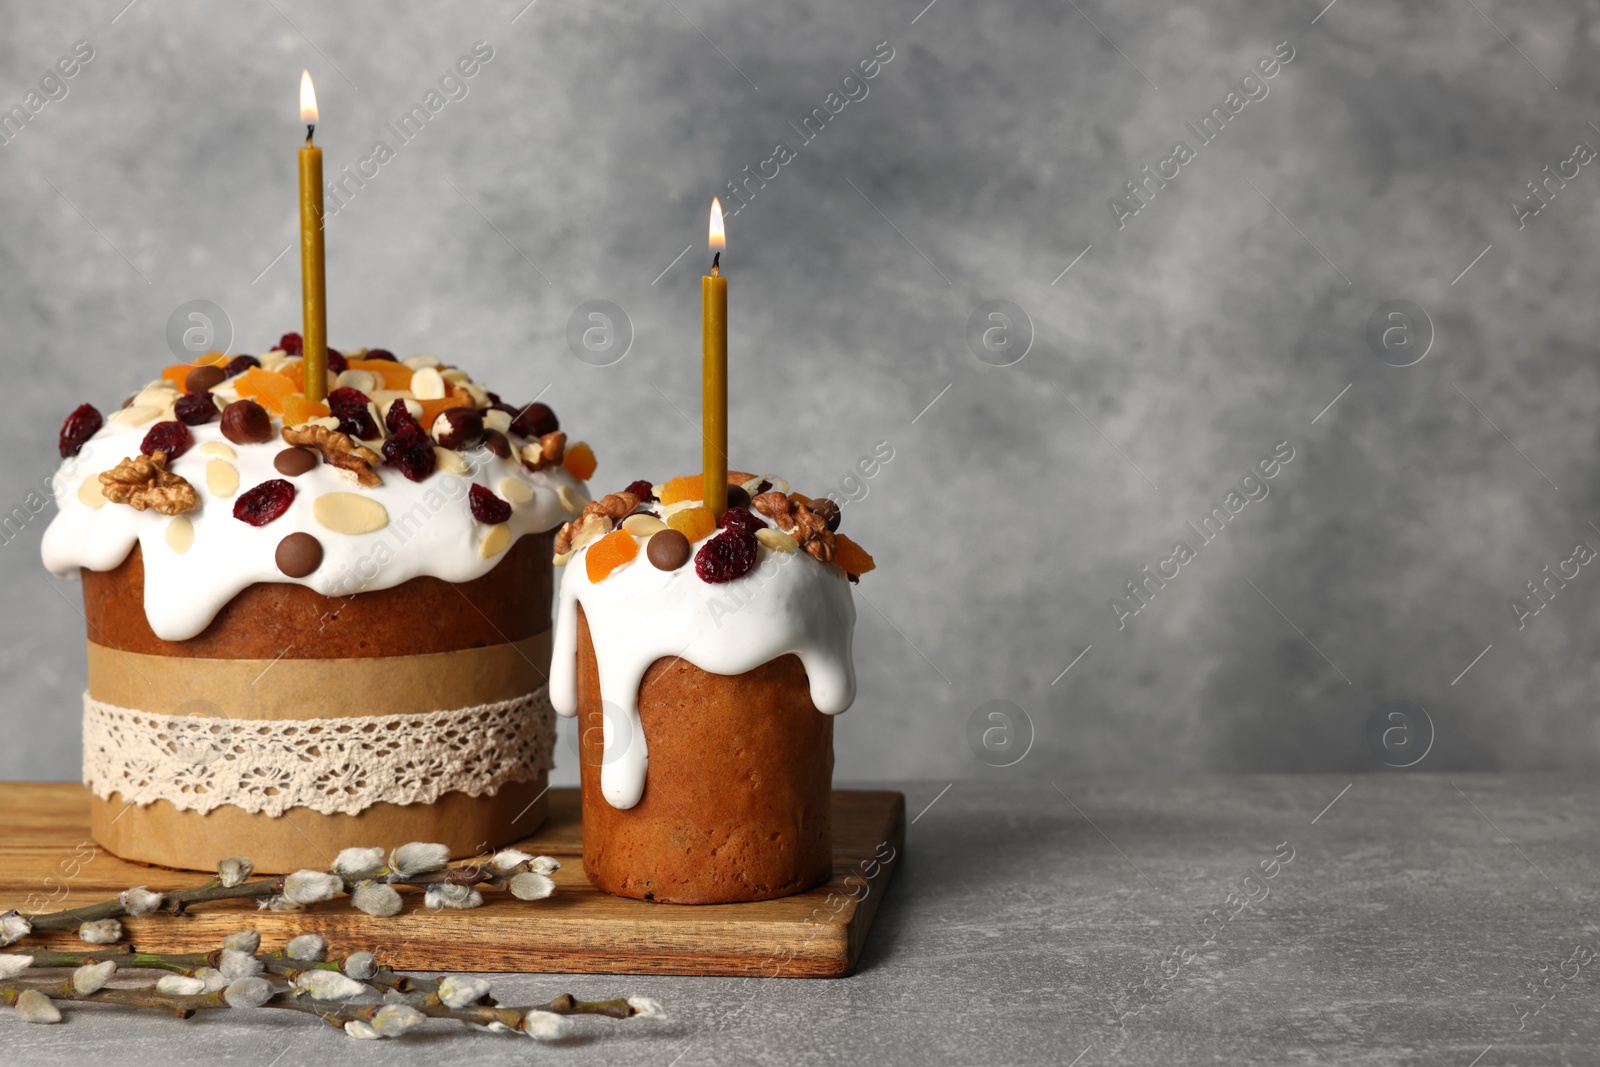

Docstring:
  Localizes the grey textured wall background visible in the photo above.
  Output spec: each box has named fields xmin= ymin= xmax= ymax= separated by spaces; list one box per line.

xmin=2 ymin=0 xmax=1597 ymax=784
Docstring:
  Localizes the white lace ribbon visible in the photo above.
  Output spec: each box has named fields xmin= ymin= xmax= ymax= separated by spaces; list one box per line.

xmin=82 ymin=688 xmax=555 ymax=817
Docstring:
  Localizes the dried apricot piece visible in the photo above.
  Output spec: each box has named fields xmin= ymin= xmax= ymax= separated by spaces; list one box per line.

xmin=417 ymin=395 xmax=472 ymax=429
xmin=348 ymin=358 xmax=413 ymax=390
xmin=666 ymin=505 xmax=716 ymax=543
xmin=833 ymin=533 xmax=875 ymax=577
xmin=586 ymin=529 xmax=639 ymax=583
xmin=160 ymin=352 xmax=227 ymax=386
xmin=233 ymin=367 xmax=297 ymax=414
xmin=281 ymin=394 xmax=331 ymax=427
xmin=659 ymin=475 xmax=702 ymax=505
xmin=564 ymin=441 xmax=597 ymax=481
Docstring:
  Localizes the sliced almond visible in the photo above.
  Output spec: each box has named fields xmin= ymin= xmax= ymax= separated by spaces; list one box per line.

xmin=483 ymin=409 xmax=511 ymax=434
xmin=335 ymin=369 xmax=379 ymax=394
xmin=198 ymin=441 xmax=237 ymax=460
xmin=164 ymin=516 xmax=195 ymax=554
xmin=434 ymin=447 xmax=467 ymax=475
xmin=760 ymin=474 xmax=790 ymax=495
xmin=403 ymin=354 xmax=442 ymax=370
xmin=497 ymin=477 xmax=534 ymax=505
xmin=659 ymin=499 xmax=702 ymax=519
xmin=557 ymin=485 xmax=585 ymax=514
xmin=440 ymin=368 xmax=471 ymax=384
xmin=110 ymin=405 xmax=160 ymax=428
xmin=755 ymin=527 xmax=798 ymax=553
xmin=622 ymin=514 xmax=668 ymax=538
xmin=552 ymin=548 xmax=572 ymax=567
xmin=259 ymin=349 xmax=289 ymax=371
xmin=460 ymin=382 xmax=489 ymax=408
xmin=206 ymin=459 xmax=240 ymax=499
xmin=77 ymin=476 xmax=107 ymax=509
xmin=134 ymin=387 xmax=175 ymax=409
xmin=571 ymin=514 xmax=610 ymax=553
xmin=313 ymin=492 xmax=389 ymax=535
xmin=305 ymin=416 xmax=341 ymax=432
xmin=479 ymin=522 xmax=511 ymax=558
xmin=409 ymin=367 xmax=445 ymax=400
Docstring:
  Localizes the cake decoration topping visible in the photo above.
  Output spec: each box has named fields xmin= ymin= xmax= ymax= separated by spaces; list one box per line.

xmin=164 ymin=515 xmax=195 ymax=555
xmin=222 ymin=353 xmax=260 ymax=378
xmin=694 ymin=527 xmax=758 ymax=583
xmin=220 ymin=399 xmax=273 ymax=444
xmin=183 ymin=363 xmax=226 ymax=393
xmin=520 ymin=431 xmax=567 ymax=473
xmin=312 ymin=492 xmax=389 ymax=535
xmin=174 ymin=390 xmax=221 ymax=425
xmin=622 ymin=479 xmax=656 ymax=502
xmin=562 ymin=441 xmax=597 ymax=481
xmin=274 ymin=531 xmax=323 ymax=576
xmin=139 ymin=420 xmax=194 ymax=461
xmin=99 ymin=453 xmax=197 ymax=515
xmin=272 ymin=446 xmax=318 ymax=476
xmin=645 ymin=528 xmax=690 ymax=570
xmin=510 ymin=400 xmax=559 ymax=438
xmin=44 ymin=340 xmax=591 ymax=640
xmin=205 ymin=458 xmax=240 ymax=498
xmin=585 ymin=529 xmax=638 ymax=583
xmin=468 ymin=483 xmax=512 ymax=525
xmin=233 ymin=478 xmax=296 ymax=526
xmin=282 ymin=423 xmax=380 ymax=486
xmin=58 ymin=403 xmax=103 ymax=458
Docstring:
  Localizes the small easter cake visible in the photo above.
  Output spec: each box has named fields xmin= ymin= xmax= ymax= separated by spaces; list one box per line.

xmin=550 ymin=471 xmax=875 ymax=904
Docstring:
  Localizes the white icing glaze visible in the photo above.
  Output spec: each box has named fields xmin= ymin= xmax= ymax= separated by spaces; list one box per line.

xmin=549 ymin=491 xmax=857 ymax=810
xmin=42 ymin=376 xmax=587 ymax=641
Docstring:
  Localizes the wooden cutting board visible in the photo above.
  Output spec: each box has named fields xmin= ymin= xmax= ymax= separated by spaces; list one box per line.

xmin=0 ymin=784 xmax=904 ymax=978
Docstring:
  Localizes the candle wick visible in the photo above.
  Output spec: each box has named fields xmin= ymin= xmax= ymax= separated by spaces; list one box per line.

xmin=305 ymin=124 xmax=315 ymax=146
xmin=711 ymin=251 xmax=720 ymax=277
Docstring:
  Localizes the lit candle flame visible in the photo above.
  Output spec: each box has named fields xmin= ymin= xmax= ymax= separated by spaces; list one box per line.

xmin=708 ymin=198 xmax=725 ymax=253
xmin=300 ymin=70 xmax=318 ymax=125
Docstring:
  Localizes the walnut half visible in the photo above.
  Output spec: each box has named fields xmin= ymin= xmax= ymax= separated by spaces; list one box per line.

xmin=281 ymin=424 xmax=382 ymax=487
xmin=99 ymin=452 xmax=198 ymax=515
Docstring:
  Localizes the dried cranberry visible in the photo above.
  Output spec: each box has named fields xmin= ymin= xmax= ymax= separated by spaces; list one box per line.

xmin=510 ymin=402 xmax=559 ymax=438
xmin=234 ymin=479 xmax=296 ymax=526
xmin=277 ymin=332 xmax=303 ymax=356
xmin=327 ymin=387 xmax=377 ymax=439
xmin=382 ymin=429 xmax=436 ymax=482
xmin=58 ymin=403 xmax=103 ymax=458
xmin=385 ymin=399 xmax=421 ymax=437
xmin=469 ymin=484 xmax=512 ymax=524
xmin=140 ymin=420 xmax=194 ymax=461
xmin=623 ymin=480 xmax=656 ymax=502
xmin=327 ymin=348 xmax=347 ymax=375
xmin=366 ymin=348 xmax=397 ymax=362
xmin=223 ymin=354 xmax=260 ymax=379
xmin=719 ymin=507 xmax=764 ymax=536
xmin=174 ymin=391 xmax=220 ymax=426
xmin=695 ymin=529 xmax=758 ymax=583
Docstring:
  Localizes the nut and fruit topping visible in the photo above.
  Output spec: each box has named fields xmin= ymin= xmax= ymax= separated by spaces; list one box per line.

xmin=586 ymin=528 xmax=639 ymax=582
xmin=220 ymin=399 xmax=274 ymax=445
xmin=327 ymin=387 xmax=379 ymax=439
xmin=433 ymin=408 xmax=484 ymax=450
xmin=140 ymin=420 xmax=194 ymax=461
xmin=282 ymin=424 xmax=382 ymax=487
xmin=59 ymin=403 xmax=104 ymax=458
xmin=205 ymin=458 xmax=240 ymax=498
xmin=184 ymin=364 xmax=226 ymax=393
xmin=520 ymin=431 xmax=566 ymax=473
xmin=468 ymin=483 xmax=512 ymax=525
xmin=510 ymin=401 xmax=558 ymax=438
xmin=233 ymin=478 xmax=296 ymax=526
xmin=174 ymin=391 xmax=221 ymax=426
xmin=753 ymin=491 xmax=835 ymax=563
xmin=563 ymin=441 xmax=597 ymax=481
xmin=312 ymin=492 xmax=389 ymax=535
xmin=694 ymin=528 xmax=758 ymax=583
xmin=666 ymin=505 xmax=716 ymax=543
xmin=99 ymin=453 xmax=198 ymax=515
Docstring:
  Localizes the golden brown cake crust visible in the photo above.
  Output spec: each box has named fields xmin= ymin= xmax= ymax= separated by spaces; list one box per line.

xmin=575 ymin=606 xmax=834 ymax=904
xmin=82 ymin=531 xmax=553 ymax=659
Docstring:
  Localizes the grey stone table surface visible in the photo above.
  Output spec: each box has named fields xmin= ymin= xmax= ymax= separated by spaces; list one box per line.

xmin=5 ymin=774 xmax=1599 ymax=1066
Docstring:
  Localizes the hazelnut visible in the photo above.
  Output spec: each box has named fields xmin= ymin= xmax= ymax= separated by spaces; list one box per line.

xmin=220 ymin=399 xmax=273 ymax=445
xmin=432 ymin=408 xmax=484 ymax=450
xmin=510 ymin=402 xmax=559 ymax=438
